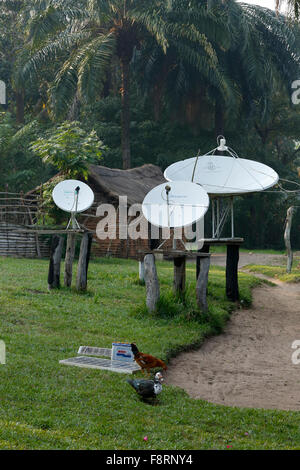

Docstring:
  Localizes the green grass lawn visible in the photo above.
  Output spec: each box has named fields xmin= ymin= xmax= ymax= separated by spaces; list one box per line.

xmin=244 ymin=264 xmax=300 ymax=283
xmin=0 ymin=257 xmax=299 ymax=450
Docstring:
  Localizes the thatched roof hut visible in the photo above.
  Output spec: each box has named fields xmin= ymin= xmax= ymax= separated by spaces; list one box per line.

xmin=84 ymin=163 xmax=166 ymax=258
xmin=27 ymin=163 xmax=165 ymax=259
xmin=0 ymin=164 xmax=165 ymax=259
xmin=88 ymin=163 xmax=165 ymax=205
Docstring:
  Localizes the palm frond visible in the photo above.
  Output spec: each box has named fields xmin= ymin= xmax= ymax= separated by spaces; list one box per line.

xmin=50 ymin=31 xmax=116 ymax=118
xmin=78 ymin=32 xmax=116 ymax=102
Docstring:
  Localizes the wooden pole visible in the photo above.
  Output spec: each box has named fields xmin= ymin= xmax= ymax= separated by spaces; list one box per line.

xmin=64 ymin=232 xmax=76 ymax=287
xmin=212 ymin=198 xmax=215 ymax=238
xmin=196 ymin=256 xmax=210 ymax=313
xmin=226 ymin=244 xmax=239 ymax=301
xmin=35 ymin=233 xmax=42 ymax=259
xmin=196 ymin=244 xmax=210 ymax=279
xmin=0 ymin=340 xmax=5 ymax=364
xmin=144 ymin=253 xmax=160 ymax=312
xmin=231 ymin=197 xmax=234 ymax=238
xmin=5 ymin=183 xmax=8 ymax=224
xmin=284 ymin=206 xmax=294 ymax=274
xmin=173 ymin=256 xmax=186 ymax=293
xmin=76 ymin=233 xmax=92 ymax=291
xmin=48 ymin=235 xmax=64 ymax=289
xmin=139 ymin=260 xmax=145 ymax=283
xmin=216 ymin=199 xmax=220 ymax=238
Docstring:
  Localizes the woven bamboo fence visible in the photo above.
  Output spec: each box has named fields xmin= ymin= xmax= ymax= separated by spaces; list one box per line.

xmin=0 ymin=189 xmax=49 ymax=258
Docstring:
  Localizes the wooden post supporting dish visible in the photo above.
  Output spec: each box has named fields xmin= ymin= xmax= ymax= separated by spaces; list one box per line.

xmin=173 ymin=256 xmax=186 ymax=294
xmin=226 ymin=244 xmax=240 ymax=301
xmin=144 ymin=253 xmax=160 ymax=312
xmin=76 ymin=232 xmax=93 ymax=291
xmin=48 ymin=235 xmax=64 ymax=289
xmin=64 ymin=232 xmax=76 ymax=287
xmin=196 ymin=255 xmax=211 ymax=313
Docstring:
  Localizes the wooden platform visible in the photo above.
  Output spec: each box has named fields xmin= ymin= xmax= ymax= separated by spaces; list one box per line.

xmin=160 ymin=250 xmax=211 ymax=260
xmin=201 ymin=237 xmax=244 ymax=245
xmin=138 ymin=249 xmax=211 ymax=260
xmin=12 ymin=228 xmax=86 ymax=235
xmin=139 ymin=238 xmax=244 ymax=306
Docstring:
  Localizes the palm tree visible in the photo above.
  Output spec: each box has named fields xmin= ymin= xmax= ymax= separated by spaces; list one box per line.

xmin=0 ymin=0 xmax=54 ymax=124
xmin=136 ymin=0 xmax=300 ymax=137
xmin=220 ymin=2 xmax=300 ymax=129
xmin=23 ymin=0 xmax=235 ymax=169
xmin=276 ymin=0 xmax=300 ymax=18
xmin=0 ymin=0 xmax=30 ymax=123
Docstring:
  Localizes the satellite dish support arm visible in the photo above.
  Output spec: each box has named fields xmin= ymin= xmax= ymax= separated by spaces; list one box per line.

xmin=67 ymin=186 xmax=81 ymax=230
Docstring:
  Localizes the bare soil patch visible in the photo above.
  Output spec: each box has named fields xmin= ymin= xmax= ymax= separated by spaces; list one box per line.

xmin=166 ymin=261 xmax=300 ymax=410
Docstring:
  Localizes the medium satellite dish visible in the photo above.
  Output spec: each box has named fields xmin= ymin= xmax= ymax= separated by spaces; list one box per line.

xmin=164 ymin=155 xmax=279 ymax=196
xmin=142 ymin=181 xmax=209 ymax=228
xmin=52 ymin=179 xmax=94 ymax=229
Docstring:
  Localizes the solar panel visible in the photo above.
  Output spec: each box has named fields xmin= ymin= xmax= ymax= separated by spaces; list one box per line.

xmin=59 ymin=356 xmax=140 ymax=374
xmin=77 ymin=346 xmax=111 ymax=357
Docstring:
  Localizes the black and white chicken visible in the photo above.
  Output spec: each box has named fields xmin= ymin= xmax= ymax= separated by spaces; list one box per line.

xmin=126 ymin=371 xmax=164 ymax=400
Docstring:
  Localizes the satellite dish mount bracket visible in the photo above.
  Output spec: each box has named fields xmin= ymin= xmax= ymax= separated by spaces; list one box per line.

xmin=66 ymin=186 xmax=81 ymax=230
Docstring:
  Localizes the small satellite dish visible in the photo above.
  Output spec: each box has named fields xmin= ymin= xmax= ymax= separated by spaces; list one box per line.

xmin=142 ymin=181 xmax=209 ymax=228
xmin=164 ymin=155 xmax=279 ymax=196
xmin=52 ymin=179 xmax=94 ymax=229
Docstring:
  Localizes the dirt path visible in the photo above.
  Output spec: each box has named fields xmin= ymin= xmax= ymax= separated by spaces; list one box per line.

xmin=166 ymin=278 xmax=300 ymax=410
xmin=210 ymin=252 xmax=290 ymax=268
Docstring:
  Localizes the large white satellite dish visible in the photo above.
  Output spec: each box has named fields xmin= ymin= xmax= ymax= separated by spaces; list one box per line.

xmin=164 ymin=137 xmax=280 ymax=239
xmin=52 ymin=179 xmax=94 ymax=229
xmin=164 ymin=155 xmax=279 ymax=196
xmin=142 ymin=181 xmax=209 ymax=228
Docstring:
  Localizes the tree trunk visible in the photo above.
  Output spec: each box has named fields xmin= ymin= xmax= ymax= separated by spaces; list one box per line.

xmin=67 ymin=91 xmax=81 ymax=121
xmin=214 ymin=99 xmax=224 ymax=139
xmin=284 ymin=206 xmax=294 ymax=274
xmin=15 ymin=89 xmax=25 ymax=124
xmin=120 ymin=57 xmax=131 ymax=170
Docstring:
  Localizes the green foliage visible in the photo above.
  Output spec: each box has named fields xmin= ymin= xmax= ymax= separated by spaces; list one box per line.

xmin=286 ymin=0 xmax=300 ymax=19
xmin=0 ymin=112 xmax=52 ymax=191
xmin=30 ymin=121 xmax=105 ymax=178
xmin=38 ymin=174 xmax=68 ymax=225
xmin=1 ymin=0 xmax=300 ymax=249
xmin=82 ymin=94 xmax=213 ymax=169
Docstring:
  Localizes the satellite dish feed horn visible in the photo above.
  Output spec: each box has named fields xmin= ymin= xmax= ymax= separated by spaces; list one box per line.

xmin=217 ymin=136 xmax=227 ymax=152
